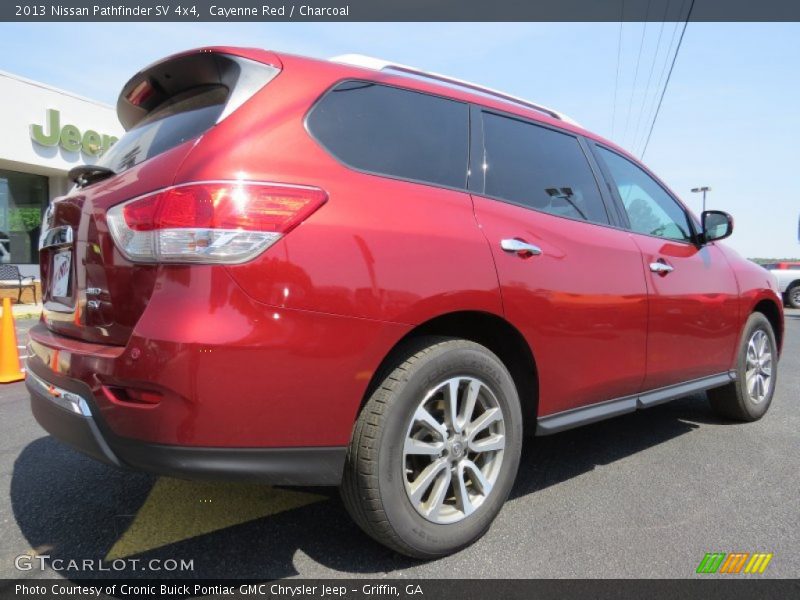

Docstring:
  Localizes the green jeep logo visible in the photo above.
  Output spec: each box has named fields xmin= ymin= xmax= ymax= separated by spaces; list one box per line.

xmin=30 ymin=108 xmax=118 ymax=157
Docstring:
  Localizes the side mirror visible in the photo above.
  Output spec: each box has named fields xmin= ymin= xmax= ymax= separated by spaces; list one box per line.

xmin=701 ymin=210 xmax=733 ymax=243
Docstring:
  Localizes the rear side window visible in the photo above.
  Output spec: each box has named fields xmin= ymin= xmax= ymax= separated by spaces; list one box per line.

xmin=307 ymin=81 xmax=469 ymax=189
xmin=97 ymin=86 xmax=228 ymax=173
xmin=481 ymin=112 xmax=609 ymax=224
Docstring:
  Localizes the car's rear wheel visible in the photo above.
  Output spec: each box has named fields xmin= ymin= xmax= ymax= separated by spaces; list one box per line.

xmin=708 ymin=312 xmax=778 ymax=421
xmin=340 ymin=337 xmax=523 ymax=558
xmin=786 ymin=283 xmax=800 ymax=309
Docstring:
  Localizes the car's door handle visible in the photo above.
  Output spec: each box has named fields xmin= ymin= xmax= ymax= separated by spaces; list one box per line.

xmin=649 ymin=261 xmax=674 ymax=275
xmin=500 ymin=238 xmax=543 ymax=257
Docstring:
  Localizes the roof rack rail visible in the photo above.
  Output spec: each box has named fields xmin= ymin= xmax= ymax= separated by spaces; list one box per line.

xmin=330 ymin=54 xmax=580 ymax=127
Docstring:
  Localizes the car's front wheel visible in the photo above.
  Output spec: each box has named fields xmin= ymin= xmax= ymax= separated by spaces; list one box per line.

xmin=340 ymin=337 xmax=523 ymax=558
xmin=708 ymin=312 xmax=778 ymax=421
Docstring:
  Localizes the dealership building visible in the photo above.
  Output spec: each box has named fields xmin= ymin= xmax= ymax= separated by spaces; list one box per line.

xmin=0 ymin=71 xmax=122 ymax=278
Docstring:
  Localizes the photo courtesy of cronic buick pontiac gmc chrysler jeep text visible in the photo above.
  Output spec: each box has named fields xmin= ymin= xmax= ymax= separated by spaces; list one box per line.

xmin=27 ymin=47 xmax=784 ymax=558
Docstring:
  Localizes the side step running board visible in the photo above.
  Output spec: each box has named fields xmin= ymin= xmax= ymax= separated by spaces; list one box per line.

xmin=536 ymin=372 xmax=736 ymax=435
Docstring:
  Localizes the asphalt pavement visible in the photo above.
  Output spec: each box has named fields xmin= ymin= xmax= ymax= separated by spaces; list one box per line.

xmin=0 ymin=312 xmax=798 ymax=580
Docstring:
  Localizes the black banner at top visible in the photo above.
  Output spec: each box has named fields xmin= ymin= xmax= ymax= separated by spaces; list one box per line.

xmin=3 ymin=0 xmax=800 ymax=22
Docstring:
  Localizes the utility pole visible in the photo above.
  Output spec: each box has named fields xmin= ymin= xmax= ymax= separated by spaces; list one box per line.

xmin=691 ymin=186 xmax=711 ymax=212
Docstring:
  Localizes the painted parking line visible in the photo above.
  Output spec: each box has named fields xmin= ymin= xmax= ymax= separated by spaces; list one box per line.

xmin=106 ymin=477 xmax=326 ymax=560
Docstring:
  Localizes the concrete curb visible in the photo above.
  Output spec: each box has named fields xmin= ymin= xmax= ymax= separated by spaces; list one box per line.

xmin=14 ymin=313 xmax=41 ymax=320
xmin=10 ymin=305 xmax=42 ymax=321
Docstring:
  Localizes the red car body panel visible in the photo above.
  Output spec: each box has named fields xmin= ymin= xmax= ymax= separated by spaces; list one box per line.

xmin=29 ymin=264 xmax=410 ymax=447
xmin=630 ymin=235 xmax=741 ymax=390
xmin=172 ymin=53 xmax=505 ymax=324
xmin=471 ymin=195 xmax=649 ymax=415
xmin=27 ymin=48 xmax=784 ymax=475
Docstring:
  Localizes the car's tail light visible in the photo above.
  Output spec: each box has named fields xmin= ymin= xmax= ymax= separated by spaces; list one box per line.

xmin=106 ymin=181 xmax=327 ymax=264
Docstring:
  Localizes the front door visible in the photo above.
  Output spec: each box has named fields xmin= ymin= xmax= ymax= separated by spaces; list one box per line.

xmin=592 ymin=145 xmax=740 ymax=391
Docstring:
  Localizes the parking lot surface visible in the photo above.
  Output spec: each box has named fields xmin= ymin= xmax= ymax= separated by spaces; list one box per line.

xmin=1 ymin=311 xmax=798 ymax=579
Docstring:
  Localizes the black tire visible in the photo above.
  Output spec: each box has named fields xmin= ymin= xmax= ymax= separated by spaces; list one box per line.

xmin=340 ymin=336 xmax=523 ymax=559
xmin=786 ymin=283 xmax=800 ymax=309
xmin=708 ymin=312 xmax=778 ymax=421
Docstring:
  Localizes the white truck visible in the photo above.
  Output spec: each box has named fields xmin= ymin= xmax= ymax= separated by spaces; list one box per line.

xmin=765 ymin=262 xmax=800 ymax=308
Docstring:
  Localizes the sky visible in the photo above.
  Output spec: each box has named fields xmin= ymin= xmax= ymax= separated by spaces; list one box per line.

xmin=0 ymin=21 xmax=798 ymax=258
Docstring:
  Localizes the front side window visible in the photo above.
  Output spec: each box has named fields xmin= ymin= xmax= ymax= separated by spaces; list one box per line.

xmin=596 ymin=146 xmax=694 ymax=242
xmin=307 ymin=81 xmax=469 ymax=189
xmin=481 ymin=112 xmax=609 ymax=224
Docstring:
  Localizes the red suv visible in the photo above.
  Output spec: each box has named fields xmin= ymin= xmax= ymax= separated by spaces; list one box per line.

xmin=28 ymin=47 xmax=784 ymax=558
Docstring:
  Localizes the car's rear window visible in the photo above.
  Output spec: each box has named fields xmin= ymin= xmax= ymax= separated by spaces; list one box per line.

xmin=97 ymin=85 xmax=228 ymax=173
xmin=306 ymin=81 xmax=469 ymax=189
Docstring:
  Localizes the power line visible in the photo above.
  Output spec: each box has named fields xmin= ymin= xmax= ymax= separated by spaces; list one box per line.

xmin=640 ymin=0 xmax=696 ymax=159
xmin=635 ymin=0 xmax=687 ymax=155
xmin=630 ymin=0 xmax=670 ymax=152
xmin=611 ymin=0 xmax=625 ymax=137
xmin=621 ymin=0 xmax=651 ymax=146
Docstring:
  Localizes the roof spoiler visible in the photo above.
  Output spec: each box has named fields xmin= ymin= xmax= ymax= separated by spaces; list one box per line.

xmin=117 ymin=50 xmax=281 ymax=130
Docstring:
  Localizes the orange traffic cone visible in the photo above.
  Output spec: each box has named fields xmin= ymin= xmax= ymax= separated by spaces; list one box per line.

xmin=0 ymin=297 xmax=25 ymax=383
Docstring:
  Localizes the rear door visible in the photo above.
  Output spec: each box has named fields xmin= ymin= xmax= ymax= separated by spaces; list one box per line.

xmin=591 ymin=144 xmax=740 ymax=390
xmin=470 ymin=108 xmax=649 ymax=417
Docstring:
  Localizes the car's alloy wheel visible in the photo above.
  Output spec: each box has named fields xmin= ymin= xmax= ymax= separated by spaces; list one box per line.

xmin=744 ymin=329 xmax=773 ymax=404
xmin=788 ymin=285 xmax=800 ymax=309
xmin=341 ymin=337 xmax=522 ymax=558
xmin=708 ymin=312 xmax=778 ymax=421
xmin=403 ymin=376 xmax=506 ymax=525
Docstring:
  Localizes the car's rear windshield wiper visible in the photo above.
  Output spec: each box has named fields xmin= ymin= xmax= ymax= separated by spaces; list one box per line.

xmin=68 ymin=165 xmax=116 ymax=187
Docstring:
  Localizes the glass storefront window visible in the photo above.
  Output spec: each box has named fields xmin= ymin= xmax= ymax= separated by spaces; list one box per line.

xmin=0 ymin=169 xmax=48 ymax=265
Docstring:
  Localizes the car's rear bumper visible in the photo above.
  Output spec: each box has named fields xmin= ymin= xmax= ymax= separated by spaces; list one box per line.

xmin=28 ymin=268 xmax=409 ymax=449
xmin=25 ymin=266 xmax=409 ymax=483
xmin=26 ymin=365 xmax=346 ymax=485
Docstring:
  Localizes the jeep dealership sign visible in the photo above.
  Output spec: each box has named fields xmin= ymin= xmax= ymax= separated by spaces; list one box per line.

xmin=30 ymin=108 xmax=118 ymax=157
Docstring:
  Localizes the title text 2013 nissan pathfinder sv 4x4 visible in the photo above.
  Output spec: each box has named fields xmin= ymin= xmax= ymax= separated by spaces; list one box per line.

xmin=27 ymin=47 xmax=784 ymax=558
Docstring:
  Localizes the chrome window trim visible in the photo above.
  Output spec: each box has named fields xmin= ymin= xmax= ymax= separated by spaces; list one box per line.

xmin=330 ymin=54 xmax=581 ymax=126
